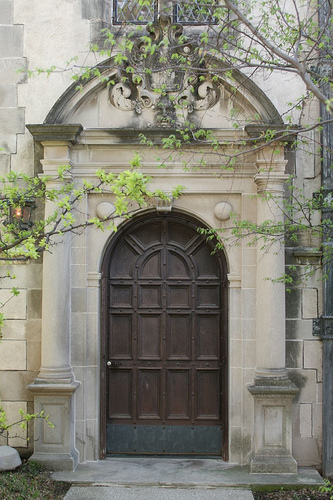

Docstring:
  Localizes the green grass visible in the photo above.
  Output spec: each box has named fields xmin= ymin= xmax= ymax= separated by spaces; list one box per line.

xmin=0 ymin=460 xmax=70 ymax=500
xmin=252 ymin=485 xmax=332 ymax=499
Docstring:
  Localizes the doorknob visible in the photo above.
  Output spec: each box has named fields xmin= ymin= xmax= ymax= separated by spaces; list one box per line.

xmin=107 ymin=360 xmax=122 ymax=367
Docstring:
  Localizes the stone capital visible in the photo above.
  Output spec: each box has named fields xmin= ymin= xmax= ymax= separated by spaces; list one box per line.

xmin=254 ymin=171 xmax=289 ymax=194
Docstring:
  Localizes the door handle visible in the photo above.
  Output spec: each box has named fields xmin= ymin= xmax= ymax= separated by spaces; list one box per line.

xmin=107 ymin=360 xmax=122 ymax=368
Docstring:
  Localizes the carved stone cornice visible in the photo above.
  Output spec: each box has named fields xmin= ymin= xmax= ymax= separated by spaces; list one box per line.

xmin=245 ymin=124 xmax=299 ymax=143
xmin=26 ymin=124 xmax=83 ymax=144
xmin=109 ymin=16 xmax=220 ymax=127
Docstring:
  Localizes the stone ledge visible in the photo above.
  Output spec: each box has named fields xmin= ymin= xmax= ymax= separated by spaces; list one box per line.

xmin=245 ymin=123 xmax=299 ymax=143
xmin=26 ymin=124 xmax=83 ymax=144
xmin=293 ymin=248 xmax=322 ymax=265
xmin=248 ymin=375 xmax=299 ymax=396
xmin=248 ymin=384 xmax=299 ymax=397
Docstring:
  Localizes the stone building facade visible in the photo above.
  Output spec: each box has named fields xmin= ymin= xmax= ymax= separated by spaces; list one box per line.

xmin=0 ymin=0 xmax=323 ymax=471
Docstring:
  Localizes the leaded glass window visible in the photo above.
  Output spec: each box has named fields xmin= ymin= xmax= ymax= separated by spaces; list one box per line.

xmin=175 ymin=0 xmax=217 ymax=24
xmin=114 ymin=0 xmax=155 ymax=24
xmin=113 ymin=0 xmax=218 ymax=25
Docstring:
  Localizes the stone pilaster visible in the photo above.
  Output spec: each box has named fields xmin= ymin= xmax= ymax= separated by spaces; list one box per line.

xmin=248 ymin=151 xmax=298 ymax=473
xmin=28 ymin=141 xmax=79 ymax=470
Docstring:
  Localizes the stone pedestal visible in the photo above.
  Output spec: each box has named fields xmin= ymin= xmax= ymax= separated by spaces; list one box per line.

xmin=248 ymin=375 xmax=298 ymax=473
xmin=27 ymin=383 xmax=79 ymax=470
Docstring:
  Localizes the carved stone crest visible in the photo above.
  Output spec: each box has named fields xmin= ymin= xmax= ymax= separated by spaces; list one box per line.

xmin=109 ymin=16 xmax=220 ymax=127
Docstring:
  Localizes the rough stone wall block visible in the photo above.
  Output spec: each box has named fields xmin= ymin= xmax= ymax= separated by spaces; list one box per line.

xmin=0 ymin=58 xmax=27 ymax=84
xmin=0 ymin=1 xmax=13 ymax=24
xmin=0 ymin=108 xmax=25 ymax=134
xmin=304 ymin=340 xmax=323 ymax=382
xmin=0 ymin=84 xmax=17 ymax=107
xmin=302 ymin=288 xmax=318 ymax=319
xmin=0 ymin=289 xmax=27 ymax=319
xmin=0 ymin=153 xmax=10 ymax=174
xmin=0 ymin=25 xmax=23 ymax=58
xmin=81 ymin=0 xmax=103 ymax=19
xmin=0 ymin=340 xmax=26 ymax=370
xmin=300 ymin=403 xmax=312 ymax=438
xmin=0 ymin=401 xmax=27 ymax=447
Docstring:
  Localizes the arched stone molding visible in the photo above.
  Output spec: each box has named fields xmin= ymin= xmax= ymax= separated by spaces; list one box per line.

xmin=43 ymin=58 xmax=283 ymax=128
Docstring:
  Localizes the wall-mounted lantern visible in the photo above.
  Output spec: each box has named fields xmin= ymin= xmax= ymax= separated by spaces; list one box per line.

xmin=8 ymin=199 xmax=36 ymax=230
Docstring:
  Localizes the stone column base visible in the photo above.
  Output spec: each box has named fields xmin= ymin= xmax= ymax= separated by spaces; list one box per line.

xmin=28 ymin=381 xmax=80 ymax=471
xmin=248 ymin=375 xmax=299 ymax=474
xmin=250 ymin=454 xmax=298 ymax=474
xmin=28 ymin=451 xmax=78 ymax=471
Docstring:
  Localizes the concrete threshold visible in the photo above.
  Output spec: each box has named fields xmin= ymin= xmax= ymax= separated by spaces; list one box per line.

xmin=53 ymin=457 xmax=324 ymax=490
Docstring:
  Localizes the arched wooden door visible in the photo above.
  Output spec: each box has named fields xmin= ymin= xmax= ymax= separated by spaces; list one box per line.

xmin=101 ymin=213 xmax=228 ymax=458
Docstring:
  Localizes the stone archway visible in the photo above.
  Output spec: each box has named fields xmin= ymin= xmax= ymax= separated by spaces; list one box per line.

xmin=26 ymin=13 xmax=300 ymax=471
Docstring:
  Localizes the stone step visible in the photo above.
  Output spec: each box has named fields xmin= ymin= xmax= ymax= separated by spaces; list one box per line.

xmin=64 ymin=485 xmax=254 ymax=500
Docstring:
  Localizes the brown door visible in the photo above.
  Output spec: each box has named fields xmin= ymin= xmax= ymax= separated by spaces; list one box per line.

xmin=101 ymin=213 xmax=228 ymax=457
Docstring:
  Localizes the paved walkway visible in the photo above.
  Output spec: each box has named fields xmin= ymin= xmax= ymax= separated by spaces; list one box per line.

xmin=64 ymin=485 xmax=255 ymax=499
xmin=53 ymin=457 xmax=324 ymax=500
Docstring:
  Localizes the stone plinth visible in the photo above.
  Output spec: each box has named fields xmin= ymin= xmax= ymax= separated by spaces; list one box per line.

xmin=27 ymin=382 xmax=80 ymax=471
xmin=248 ymin=375 xmax=298 ymax=473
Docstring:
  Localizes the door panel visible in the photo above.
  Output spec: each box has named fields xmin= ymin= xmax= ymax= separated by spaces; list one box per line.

xmin=196 ymin=370 xmax=220 ymax=419
xmin=167 ymin=314 xmax=191 ymax=359
xmin=138 ymin=369 xmax=161 ymax=419
xmin=166 ymin=370 xmax=190 ymax=419
xmin=109 ymin=370 xmax=132 ymax=418
xmin=103 ymin=214 xmax=228 ymax=457
xmin=196 ymin=314 xmax=220 ymax=358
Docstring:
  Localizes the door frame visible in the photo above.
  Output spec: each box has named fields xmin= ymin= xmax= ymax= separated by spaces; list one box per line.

xmin=99 ymin=210 xmax=229 ymax=460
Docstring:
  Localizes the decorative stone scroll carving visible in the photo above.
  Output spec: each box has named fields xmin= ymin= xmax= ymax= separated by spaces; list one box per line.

xmin=109 ymin=16 xmax=220 ymax=127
